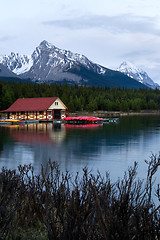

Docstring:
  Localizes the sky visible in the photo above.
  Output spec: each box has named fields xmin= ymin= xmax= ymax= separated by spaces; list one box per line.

xmin=1 ymin=0 xmax=160 ymax=83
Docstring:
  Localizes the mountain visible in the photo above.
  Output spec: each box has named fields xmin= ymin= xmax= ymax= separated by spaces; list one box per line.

xmin=0 ymin=40 xmax=148 ymax=89
xmin=0 ymin=63 xmax=22 ymax=82
xmin=117 ymin=61 xmax=159 ymax=89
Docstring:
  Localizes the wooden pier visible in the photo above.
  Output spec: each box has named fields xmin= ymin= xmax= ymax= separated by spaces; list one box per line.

xmin=0 ymin=118 xmax=119 ymax=126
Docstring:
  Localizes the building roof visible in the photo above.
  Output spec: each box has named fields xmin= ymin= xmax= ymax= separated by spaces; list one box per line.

xmin=1 ymin=97 xmax=58 ymax=112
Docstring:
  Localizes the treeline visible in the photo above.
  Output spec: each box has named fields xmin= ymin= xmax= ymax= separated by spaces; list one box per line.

xmin=0 ymin=156 xmax=160 ymax=239
xmin=1 ymin=80 xmax=160 ymax=112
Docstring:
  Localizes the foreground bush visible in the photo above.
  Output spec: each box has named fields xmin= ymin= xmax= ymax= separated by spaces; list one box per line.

xmin=0 ymin=155 xmax=160 ymax=240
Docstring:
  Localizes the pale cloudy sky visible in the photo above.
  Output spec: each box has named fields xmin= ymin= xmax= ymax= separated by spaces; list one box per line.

xmin=1 ymin=0 xmax=160 ymax=83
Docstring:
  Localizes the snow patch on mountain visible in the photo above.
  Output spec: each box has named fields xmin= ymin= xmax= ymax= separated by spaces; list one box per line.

xmin=117 ymin=61 xmax=159 ymax=89
xmin=0 ymin=52 xmax=33 ymax=75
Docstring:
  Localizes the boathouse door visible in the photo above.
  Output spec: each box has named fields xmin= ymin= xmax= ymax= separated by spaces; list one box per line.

xmin=54 ymin=110 xmax=61 ymax=119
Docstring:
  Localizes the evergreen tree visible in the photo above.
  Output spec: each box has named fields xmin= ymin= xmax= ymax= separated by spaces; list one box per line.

xmin=1 ymin=80 xmax=160 ymax=112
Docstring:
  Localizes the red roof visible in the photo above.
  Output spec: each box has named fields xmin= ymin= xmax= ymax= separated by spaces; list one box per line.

xmin=1 ymin=97 xmax=58 ymax=112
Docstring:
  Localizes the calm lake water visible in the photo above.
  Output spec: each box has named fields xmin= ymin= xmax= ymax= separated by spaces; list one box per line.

xmin=0 ymin=115 xmax=160 ymax=182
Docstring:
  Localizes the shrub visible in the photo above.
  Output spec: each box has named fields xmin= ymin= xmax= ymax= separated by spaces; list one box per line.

xmin=0 ymin=157 xmax=160 ymax=239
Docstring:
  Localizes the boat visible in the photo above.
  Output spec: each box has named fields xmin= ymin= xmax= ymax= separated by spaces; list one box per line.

xmin=0 ymin=119 xmax=40 ymax=125
xmin=63 ymin=116 xmax=103 ymax=124
xmin=0 ymin=119 xmax=25 ymax=125
xmin=0 ymin=119 xmax=24 ymax=123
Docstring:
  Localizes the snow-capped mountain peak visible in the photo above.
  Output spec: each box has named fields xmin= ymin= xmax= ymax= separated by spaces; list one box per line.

xmin=118 ymin=61 xmax=143 ymax=75
xmin=117 ymin=61 xmax=159 ymax=89
xmin=39 ymin=40 xmax=54 ymax=49
xmin=32 ymin=40 xmax=100 ymax=70
xmin=27 ymin=40 xmax=108 ymax=81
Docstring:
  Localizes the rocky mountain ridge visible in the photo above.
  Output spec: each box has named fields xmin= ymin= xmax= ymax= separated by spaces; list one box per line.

xmin=0 ymin=40 xmax=155 ymax=89
xmin=0 ymin=41 xmax=107 ymax=82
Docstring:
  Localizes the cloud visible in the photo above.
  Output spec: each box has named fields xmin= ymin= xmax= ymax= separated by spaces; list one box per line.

xmin=43 ymin=14 xmax=160 ymax=36
xmin=0 ymin=36 xmax=16 ymax=42
xmin=123 ymin=49 xmax=155 ymax=59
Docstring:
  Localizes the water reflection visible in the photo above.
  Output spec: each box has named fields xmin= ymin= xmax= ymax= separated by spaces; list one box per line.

xmin=0 ymin=116 xmax=160 ymax=181
xmin=4 ymin=123 xmax=66 ymax=144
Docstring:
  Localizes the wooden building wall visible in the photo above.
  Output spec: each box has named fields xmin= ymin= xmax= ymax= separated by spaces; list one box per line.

xmin=6 ymin=109 xmax=67 ymax=120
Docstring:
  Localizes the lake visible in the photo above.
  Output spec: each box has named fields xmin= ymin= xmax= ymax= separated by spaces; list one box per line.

xmin=0 ymin=115 xmax=160 ymax=182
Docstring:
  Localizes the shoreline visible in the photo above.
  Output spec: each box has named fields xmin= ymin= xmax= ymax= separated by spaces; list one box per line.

xmin=70 ymin=110 xmax=160 ymax=118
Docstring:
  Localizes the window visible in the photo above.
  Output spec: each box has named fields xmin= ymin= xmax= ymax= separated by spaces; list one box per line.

xmin=55 ymin=102 xmax=58 ymax=106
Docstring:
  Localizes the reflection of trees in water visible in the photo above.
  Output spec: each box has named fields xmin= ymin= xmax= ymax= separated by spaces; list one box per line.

xmin=0 ymin=127 xmax=14 ymax=154
xmin=59 ymin=115 xmax=160 ymax=162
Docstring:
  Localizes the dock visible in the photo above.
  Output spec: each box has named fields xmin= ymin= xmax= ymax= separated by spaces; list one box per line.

xmin=0 ymin=118 xmax=119 ymax=126
xmin=103 ymin=118 xmax=119 ymax=123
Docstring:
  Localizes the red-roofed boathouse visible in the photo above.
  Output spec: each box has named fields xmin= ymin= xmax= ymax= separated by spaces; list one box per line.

xmin=0 ymin=97 xmax=68 ymax=121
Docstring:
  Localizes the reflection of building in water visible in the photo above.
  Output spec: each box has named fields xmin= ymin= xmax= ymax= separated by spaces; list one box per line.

xmin=8 ymin=123 xmax=66 ymax=144
xmin=49 ymin=125 xmax=66 ymax=144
